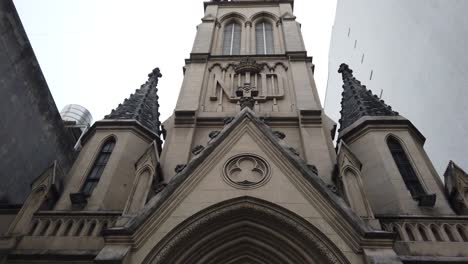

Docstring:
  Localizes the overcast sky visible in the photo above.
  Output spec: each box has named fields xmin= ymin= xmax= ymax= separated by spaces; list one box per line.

xmin=13 ymin=0 xmax=337 ymax=123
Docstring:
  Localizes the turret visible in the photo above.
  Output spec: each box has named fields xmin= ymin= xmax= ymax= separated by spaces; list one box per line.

xmin=336 ymin=63 xmax=454 ymax=216
xmin=53 ymin=68 xmax=165 ymax=212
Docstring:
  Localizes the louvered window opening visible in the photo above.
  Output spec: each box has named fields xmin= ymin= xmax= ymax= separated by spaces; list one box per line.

xmin=387 ymin=137 xmax=426 ymax=198
xmin=81 ymin=139 xmax=116 ymax=195
xmin=256 ymin=22 xmax=273 ymax=55
xmin=223 ymin=23 xmax=241 ymax=55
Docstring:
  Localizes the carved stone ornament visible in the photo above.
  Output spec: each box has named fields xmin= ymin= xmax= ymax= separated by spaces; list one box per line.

xmin=327 ymin=184 xmax=338 ymax=194
xmin=208 ymin=130 xmax=221 ymax=139
xmin=288 ymin=147 xmax=300 ymax=156
xmin=174 ymin=164 xmax=186 ymax=174
xmin=191 ymin=145 xmax=205 ymax=155
xmin=223 ymin=117 xmax=234 ymax=125
xmin=234 ymin=57 xmax=263 ymax=74
xmin=273 ymin=131 xmax=286 ymax=140
xmin=307 ymin=164 xmax=319 ymax=175
xmin=239 ymin=96 xmax=255 ymax=110
xmin=223 ymin=154 xmax=271 ymax=189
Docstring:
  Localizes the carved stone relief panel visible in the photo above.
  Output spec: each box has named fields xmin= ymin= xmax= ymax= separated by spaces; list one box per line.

xmin=223 ymin=154 xmax=271 ymax=189
xmin=204 ymin=58 xmax=290 ymax=112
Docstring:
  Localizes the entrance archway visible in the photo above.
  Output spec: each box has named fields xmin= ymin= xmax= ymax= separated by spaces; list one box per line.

xmin=144 ymin=197 xmax=350 ymax=264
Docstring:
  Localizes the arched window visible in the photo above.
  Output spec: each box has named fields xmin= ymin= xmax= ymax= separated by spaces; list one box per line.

xmin=63 ymin=221 xmax=73 ymax=236
xmin=81 ymin=138 xmax=115 ymax=196
xmin=392 ymin=226 xmax=402 ymax=241
xmin=431 ymin=225 xmax=443 ymax=241
xmin=74 ymin=221 xmax=85 ymax=236
xmin=457 ymin=225 xmax=468 ymax=242
xmin=87 ymin=221 xmax=97 ymax=236
xmin=444 ymin=225 xmax=457 ymax=242
xmin=387 ymin=136 xmax=425 ymax=198
xmin=256 ymin=21 xmax=274 ymax=54
xmin=405 ymin=225 xmax=416 ymax=241
xmin=223 ymin=22 xmax=241 ymax=55
xmin=418 ymin=225 xmax=429 ymax=241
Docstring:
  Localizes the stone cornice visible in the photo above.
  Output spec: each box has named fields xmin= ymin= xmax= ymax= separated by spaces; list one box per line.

xmin=376 ymin=215 xmax=468 ymax=220
xmin=204 ymin=0 xmax=294 ymax=11
xmin=81 ymin=120 xmax=162 ymax=151
xmin=186 ymin=53 xmax=312 ymax=63
xmin=338 ymin=116 xmax=426 ymax=145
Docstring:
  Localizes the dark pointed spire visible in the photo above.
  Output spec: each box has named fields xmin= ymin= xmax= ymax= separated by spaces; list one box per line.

xmin=105 ymin=68 xmax=163 ymax=137
xmin=338 ymin=63 xmax=398 ymax=131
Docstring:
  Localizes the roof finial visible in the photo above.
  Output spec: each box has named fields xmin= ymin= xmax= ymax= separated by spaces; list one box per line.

xmin=338 ymin=64 xmax=398 ymax=132
xmin=149 ymin=67 xmax=162 ymax=80
xmin=104 ymin=67 xmax=164 ymax=148
xmin=338 ymin=63 xmax=353 ymax=80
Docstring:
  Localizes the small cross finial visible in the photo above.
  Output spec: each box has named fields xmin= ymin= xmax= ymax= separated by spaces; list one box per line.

xmin=338 ymin=63 xmax=353 ymax=75
xmin=338 ymin=63 xmax=354 ymax=81
xmin=149 ymin=68 xmax=162 ymax=79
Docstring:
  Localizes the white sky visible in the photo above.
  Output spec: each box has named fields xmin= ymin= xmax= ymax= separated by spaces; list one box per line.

xmin=13 ymin=0 xmax=337 ymax=123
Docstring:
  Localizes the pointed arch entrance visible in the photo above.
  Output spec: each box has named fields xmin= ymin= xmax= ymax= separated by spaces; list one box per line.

xmin=144 ymin=197 xmax=350 ymax=264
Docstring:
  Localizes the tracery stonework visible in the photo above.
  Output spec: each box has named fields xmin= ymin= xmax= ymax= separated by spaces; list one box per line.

xmin=223 ymin=154 xmax=271 ymax=189
xmin=206 ymin=57 xmax=288 ymax=112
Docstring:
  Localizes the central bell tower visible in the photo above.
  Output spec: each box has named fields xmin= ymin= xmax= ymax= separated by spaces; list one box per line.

xmin=161 ymin=0 xmax=337 ymax=184
xmin=3 ymin=1 xmax=467 ymax=263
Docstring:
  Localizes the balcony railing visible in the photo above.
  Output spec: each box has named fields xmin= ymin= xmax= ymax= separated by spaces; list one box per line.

xmin=27 ymin=212 xmax=119 ymax=237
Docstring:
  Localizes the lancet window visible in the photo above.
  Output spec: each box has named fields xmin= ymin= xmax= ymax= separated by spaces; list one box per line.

xmin=256 ymin=21 xmax=274 ymax=54
xmin=81 ymin=138 xmax=116 ymax=196
xmin=387 ymin=136 xmax=425 ymax=199
xmin=223 ymin=22 xmax=241 ymax=55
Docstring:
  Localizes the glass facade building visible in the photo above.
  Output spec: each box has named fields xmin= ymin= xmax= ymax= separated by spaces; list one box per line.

xmin=60 ymin=104 xmax=93 ymax=129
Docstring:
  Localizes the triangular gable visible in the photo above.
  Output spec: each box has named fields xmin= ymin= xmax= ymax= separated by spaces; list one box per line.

xmin=104 ymin=108 xmax=393 ymax=253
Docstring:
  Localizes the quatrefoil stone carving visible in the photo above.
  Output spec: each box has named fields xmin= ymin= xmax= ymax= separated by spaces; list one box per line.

xmin=223 ymin=154 xmax=271 ymax=189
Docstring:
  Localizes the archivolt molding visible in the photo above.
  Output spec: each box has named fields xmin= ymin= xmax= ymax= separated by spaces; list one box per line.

xmin=144 ymin=197 xmax=350 ymax=264
xmin=219 ymin=12 xmax=247 ymax=24
xmin=208 ymin=63 xmax=237 ymax=72
xmin=250 ymin=11 xmax=280 ymax=24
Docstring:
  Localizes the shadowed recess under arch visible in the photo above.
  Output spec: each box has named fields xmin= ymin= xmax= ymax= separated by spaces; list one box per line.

xmin=144 ymin=196 xmax=350 ymax=264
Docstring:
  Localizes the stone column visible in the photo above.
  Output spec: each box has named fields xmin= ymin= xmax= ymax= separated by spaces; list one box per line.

xmin=245 ymin=21 xmax=252 ymax=54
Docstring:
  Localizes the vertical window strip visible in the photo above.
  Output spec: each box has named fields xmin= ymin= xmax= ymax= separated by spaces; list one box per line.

xmin=223 ymin=23 xmax=233 ymax=55
xmin=81 ymin=139 xmax=115 ymax=196
xmin=232 ymin=23 xmax=241 ymax=55
xmin=387 ymin=137 xmax=426 ymax=198
xmin=256 ymin=23 xmax=264 ymax=54
xmin=265 ymin=22 xmax=274 ymax=54
xmin=256 ymin=21 xmax=273 ymax=55
xmin=223 ymin=23 xmax=241 ymax=55
xmin=230 ymin=23 xmax=235 ymax=55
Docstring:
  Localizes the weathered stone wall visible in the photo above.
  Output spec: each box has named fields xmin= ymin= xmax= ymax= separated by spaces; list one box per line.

xmin=0 ymin=0 xmax=76 ymax=205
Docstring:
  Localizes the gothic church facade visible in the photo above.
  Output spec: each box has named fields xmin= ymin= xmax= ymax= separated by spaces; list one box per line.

xmin=1 ymin=0 xmax=468 ymax=263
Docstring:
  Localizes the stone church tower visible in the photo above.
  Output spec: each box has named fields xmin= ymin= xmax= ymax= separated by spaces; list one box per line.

xmin=1 ymin=0 xmax=467 ymax=263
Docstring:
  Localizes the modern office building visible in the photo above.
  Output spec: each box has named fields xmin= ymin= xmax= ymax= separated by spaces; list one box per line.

xmin=325 ymin=0 xmax=468 ymax=174
xmin=61 ymin=104 xmax=94 ymax=145
xmin=60 ymin=104 xmax=94 ymax=130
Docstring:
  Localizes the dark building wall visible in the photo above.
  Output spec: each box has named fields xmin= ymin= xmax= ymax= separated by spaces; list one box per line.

xmin=0 ymin=0 xmax=76 ymax=205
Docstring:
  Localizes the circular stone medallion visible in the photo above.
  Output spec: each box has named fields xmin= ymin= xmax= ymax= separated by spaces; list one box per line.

xmin=223 ymin=154 xmax=271 ymax=189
